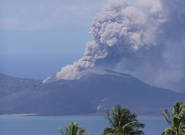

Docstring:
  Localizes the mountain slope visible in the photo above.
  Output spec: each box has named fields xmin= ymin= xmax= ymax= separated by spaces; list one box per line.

xmin=0 ymin=71 xmax=184 ymax=115
xmin=0 ymin=73 xmax=40 ymax=97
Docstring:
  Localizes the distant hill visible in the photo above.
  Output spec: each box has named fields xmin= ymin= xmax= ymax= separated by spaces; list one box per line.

xmin=0 ymin=70 xmax=184 ymax=115
xmin=0 ymin=73 xmax=40 ymax=97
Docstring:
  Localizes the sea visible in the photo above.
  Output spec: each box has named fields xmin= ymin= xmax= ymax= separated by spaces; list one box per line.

xmin=0 ymin=115 xmax=168 ymax=135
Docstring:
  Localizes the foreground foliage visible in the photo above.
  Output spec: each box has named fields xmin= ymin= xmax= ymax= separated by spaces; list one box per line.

xmin=103 ymin=105 xmax=144 ymax=135
xmin=162 ymin=102 xmax=185 ymax=135
xmin=59 ymin=122 xmax=86 ymax=135
xmin=58 ymin=102 xmax=185 ymax=135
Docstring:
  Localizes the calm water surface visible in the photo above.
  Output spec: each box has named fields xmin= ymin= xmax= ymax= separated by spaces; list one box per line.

xmin=0 ymin=115 xmax=168 ymax=135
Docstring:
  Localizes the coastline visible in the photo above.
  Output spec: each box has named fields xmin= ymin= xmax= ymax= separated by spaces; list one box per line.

xmin=0 ymin=113 xmax=163 ymax=118
xmin=0 ymin=113 xmax=39 ymax=117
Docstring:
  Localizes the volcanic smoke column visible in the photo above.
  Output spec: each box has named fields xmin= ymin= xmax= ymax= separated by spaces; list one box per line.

xmin=52 ymin=0 xmax=164 ymax=80
xmin=45 ymin=0 xmax=185 ymax=92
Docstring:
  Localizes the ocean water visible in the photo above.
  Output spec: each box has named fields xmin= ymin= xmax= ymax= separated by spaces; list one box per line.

xmin=0 ymin=115 xmax=168 ymax=135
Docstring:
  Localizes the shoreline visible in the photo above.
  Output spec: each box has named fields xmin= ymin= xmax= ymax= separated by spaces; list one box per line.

xmin=0 ymin=113 xmax=163 ymax=118
xmin=0 ymin=113 xmax=39 ymax=116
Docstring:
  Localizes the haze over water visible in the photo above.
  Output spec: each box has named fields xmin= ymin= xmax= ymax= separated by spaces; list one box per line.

xmin=0 ymin=115 xmax=167 ymax=135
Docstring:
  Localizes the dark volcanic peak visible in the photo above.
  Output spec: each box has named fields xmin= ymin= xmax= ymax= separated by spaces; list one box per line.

xmin=81 ymin=69 xmax=133 ymax=79
xmin=43 ymin=69 xmax=133 ymax=84
xmin=0 ymin=71 xmax=184 ymax=115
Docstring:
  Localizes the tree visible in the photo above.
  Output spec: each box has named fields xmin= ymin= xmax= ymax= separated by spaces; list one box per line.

xmin=103 ymin=105 xmax=144 ymax=135
xmin=59 ymin=122 xmax=86 ymax=135
xmin=162 ymin=102 xmax=185 ymax=135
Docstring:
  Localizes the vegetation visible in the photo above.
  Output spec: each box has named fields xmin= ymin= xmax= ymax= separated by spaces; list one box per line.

xmin=58 ymin=102 xmax=185 ymax=135
xmin=58 ymin=122 xmax=86 ymax=135
xmin=162 ymin=102 xmax=185 ymax=135
xmin=103 ymin=105 xmax=144 ymax=135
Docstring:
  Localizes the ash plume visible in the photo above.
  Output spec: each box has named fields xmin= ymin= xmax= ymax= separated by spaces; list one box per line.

xmin=45 ymin=0 xmax=185 ymax=92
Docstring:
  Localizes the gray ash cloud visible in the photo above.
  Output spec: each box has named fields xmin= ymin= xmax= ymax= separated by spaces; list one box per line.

xmin=45 ymin=0 xmax=185 ymax=92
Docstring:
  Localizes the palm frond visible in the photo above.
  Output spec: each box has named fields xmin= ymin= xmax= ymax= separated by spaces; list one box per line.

xmin=103 ymin=127 xmax=114 ymax=135
xmin=59 ymin=122 xmax=86 ymax=135
xmin=162 ymin=102 xmax=185 ymax=135
xmin=162 ymin=127 xmax=175 ymax=135
xmin=129 ymin=130 xmax=144 ymax=135
xmin=172 ymin=102 xmax=183 ymax=116
xmin=104 ymin=109 xmax=115 ymax=127
xmin=162 ymin=109 xmax=172 ymax=124
xmin=122 ymin=121 xmax=144 ymax=130
xmin=103 ymin=105 xmax=144 ymax=135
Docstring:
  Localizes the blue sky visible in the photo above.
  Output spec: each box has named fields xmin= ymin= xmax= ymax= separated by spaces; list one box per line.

xmin=0 ymin=0 xmax=105 ymax=79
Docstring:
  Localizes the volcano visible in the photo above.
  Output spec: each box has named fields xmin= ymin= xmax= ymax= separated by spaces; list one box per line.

xmin=0 ymin=70 xmax=184 ymax=115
